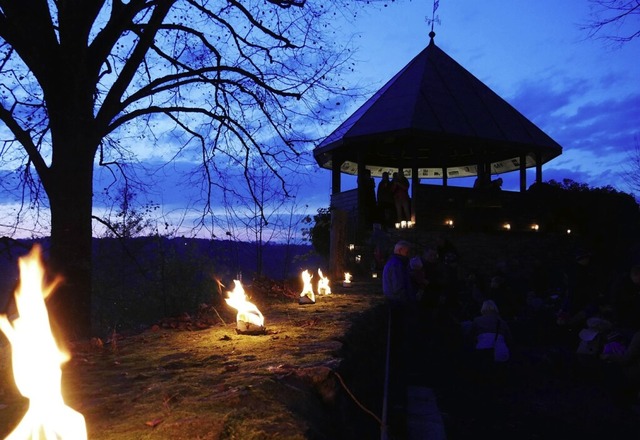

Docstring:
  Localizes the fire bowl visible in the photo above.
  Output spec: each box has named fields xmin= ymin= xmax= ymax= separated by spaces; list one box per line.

xmin=236 ymin=320 xmax=267 ymax=335
xmin=298 ymin=295 xmax=316 ymax=305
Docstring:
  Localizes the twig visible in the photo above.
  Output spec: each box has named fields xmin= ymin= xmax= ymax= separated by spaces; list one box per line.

xmin=332 ymin=371 xmax=382 ymax=426
xmin=211 ymin=306 xmax=227 ymax=326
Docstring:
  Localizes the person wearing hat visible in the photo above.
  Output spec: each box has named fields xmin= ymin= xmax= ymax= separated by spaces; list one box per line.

xmin=558 ymin=248 xmax=607 ymax=329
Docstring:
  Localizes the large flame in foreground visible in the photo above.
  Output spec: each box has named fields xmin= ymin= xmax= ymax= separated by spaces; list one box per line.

xmin=0 ymin=245 xmax=87 ymax=439
xmin=224 ymin=280 xmax=264 ymax=328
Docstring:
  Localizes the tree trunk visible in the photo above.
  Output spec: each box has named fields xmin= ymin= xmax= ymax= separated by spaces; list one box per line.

xmin=45 ymin=150 xmax=95 ymax=341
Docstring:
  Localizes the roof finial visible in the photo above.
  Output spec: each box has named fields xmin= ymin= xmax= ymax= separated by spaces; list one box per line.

xmin=426 ymin=0 xmax=440 ymax=43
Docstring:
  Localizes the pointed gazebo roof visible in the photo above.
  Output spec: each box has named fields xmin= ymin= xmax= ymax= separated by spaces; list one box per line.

xmin=314 ymin=33 xmax=562 ymax=180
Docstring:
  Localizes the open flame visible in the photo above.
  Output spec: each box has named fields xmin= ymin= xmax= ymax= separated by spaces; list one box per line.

xmin=299 ymin=270 xmax=315 ymax=304
xmin=0 ymin=245 xmax=87 ymax=439
xmin=343 ymin=272 xmax=352 ymax=287
xmin=224 ymin=280 xmax=264 ymax=328
xmin=317 ymin=269 xmax=331 ymax=295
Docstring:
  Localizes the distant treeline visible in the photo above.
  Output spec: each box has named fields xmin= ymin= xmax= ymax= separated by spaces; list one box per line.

xmin=0 ymin=236 xmax=324 ymax=335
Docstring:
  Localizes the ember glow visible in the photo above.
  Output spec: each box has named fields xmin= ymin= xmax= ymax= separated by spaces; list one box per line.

xmin=0 ymin=245 xmax=87 ymax=440
xmin=224 ymin=279 xmax=264 ymax=328
xmin=317 ymin=269 xmax=331 ymax=295
xmin=299 ymin=270 xmax=315 ymax=303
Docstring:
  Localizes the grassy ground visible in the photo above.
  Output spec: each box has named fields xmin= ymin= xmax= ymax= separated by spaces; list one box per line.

xmin=0 ymin=283 xmax=385 ymax=440
xmin=3 ymin=278 xmax=639 ymax=440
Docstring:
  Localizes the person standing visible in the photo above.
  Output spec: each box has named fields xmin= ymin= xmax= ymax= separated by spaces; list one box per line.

xmin=391 ymin=172 xmax=411 ymax=222
xmin=558 ymin=249 xmax=607 ymax=329
xmin=376 ymin=171 xmax=395 ymax=228
xmin=382 ymin=240 xmax=417 ymax=429
xmin=358 ymin=168 xmax=377 ymax=228
xmin=383 ymin=240 xmax=414 ymax=305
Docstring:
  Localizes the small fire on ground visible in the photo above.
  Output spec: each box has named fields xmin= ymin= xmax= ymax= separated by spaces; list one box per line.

xmin=317 ymin=269 xmax=331 ymax=296
xmin=224 ymin=280 xmax=266 ymax=334
xmin=299 ymin=270 xmax=315 ymax=304
xmin=343 ymin=272 xmax=352 ymax=287
xmin=0 ymin=245 xmax=87 ymax=439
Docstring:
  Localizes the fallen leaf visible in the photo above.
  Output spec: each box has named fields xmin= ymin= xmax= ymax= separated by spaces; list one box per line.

xmin=145 ymin=418 xmax=163 ymax=428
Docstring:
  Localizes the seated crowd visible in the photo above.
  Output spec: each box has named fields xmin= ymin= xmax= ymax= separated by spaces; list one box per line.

xmin=381 ymin=237 xmax=640 ymax=410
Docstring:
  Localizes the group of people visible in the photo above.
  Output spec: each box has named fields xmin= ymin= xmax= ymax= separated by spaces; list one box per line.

xmin=380 ymin=237 xmax=640 ymax=408
xmin=381 ymin=239 xmax=511 ymax=375
xmin=360 ymin=170 xmax=412 ymax=230
xmin=558 ymin=251 xmax=640 ymax=407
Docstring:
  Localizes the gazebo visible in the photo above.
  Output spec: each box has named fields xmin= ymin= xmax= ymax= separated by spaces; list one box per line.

xmin=314 ymin=32 xmax=563 ymax=254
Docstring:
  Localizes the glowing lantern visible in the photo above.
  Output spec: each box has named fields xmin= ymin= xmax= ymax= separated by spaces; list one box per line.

xmin=343 ymin=272 xmax=352 ymax=288
xmin=224 ymin=280 xmax=265 ymax=334
xmin=299 ymin=270 xmax=315 ymax=304
xmin=317 ymin=269 xmax=332 ymax=295
xmin=0 ymin=245 xmax=87 ymax=440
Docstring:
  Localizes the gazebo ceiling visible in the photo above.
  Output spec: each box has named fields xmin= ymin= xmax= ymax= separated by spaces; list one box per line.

xmin=313 ymin=34 xmax=562 ymax=179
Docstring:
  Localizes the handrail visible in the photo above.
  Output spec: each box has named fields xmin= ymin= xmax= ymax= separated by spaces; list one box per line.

xmin=380 ymin=306 xmax=392 ymax=440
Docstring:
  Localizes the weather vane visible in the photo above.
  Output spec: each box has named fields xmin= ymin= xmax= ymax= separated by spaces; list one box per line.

xmin=426 ymin=0 xmax=441 ymax=34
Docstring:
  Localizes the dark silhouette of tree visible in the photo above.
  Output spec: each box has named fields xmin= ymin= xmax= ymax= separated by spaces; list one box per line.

xmin=0 ymin=0 xmax=371 ymax=339
xmin=622 ymin=137 xmax=640 ymax=196
xmin=302 ymin=207 xmax=331 ymax=261
xmin=544 ymin=178 xmax=640 ymax=268
xmin=582 ymin=0 xmax=640 ymax=43
xmin=224 ymin=160 xmax=286 ymax=277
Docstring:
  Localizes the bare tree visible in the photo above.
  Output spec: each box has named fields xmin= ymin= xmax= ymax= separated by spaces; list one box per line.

xmin=0 ymin=0 xmax=370 ymax=338
xmin=622 ymin=136 xmax=640 ymax=196
xmin=221 ymin=160 xmax=285 ymax=277
xmin=277 ymin=195 xmax=310 ymax=279
xmin=582 ymin=0 xmax=640 ymax=43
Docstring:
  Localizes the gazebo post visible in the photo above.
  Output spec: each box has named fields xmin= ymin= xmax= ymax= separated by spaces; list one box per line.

xmin=535 ymin=152 xmax=543 ymax=184
xmin=331 ymin=154 xmax=344 ymax=195
xmin=357 ymin=153 xmax=368 ymax=236
xmin=519 ymin=154 xmax=527 ymax=192
xmin=411 ymin=162 xmax=419 ymax=223
xmin=476 ymin=156 xmax=487 ymax=187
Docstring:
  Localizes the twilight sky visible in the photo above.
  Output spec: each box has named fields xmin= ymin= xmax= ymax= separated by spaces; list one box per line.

xmin=310 ymin=0 xmax=640 ymax=201
xmin=0 ymin=0 xmax=638 ymax=239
